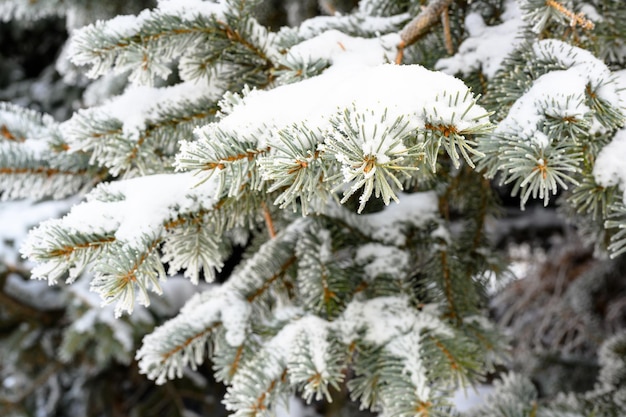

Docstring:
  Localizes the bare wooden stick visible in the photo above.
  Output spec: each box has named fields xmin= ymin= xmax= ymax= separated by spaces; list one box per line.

xmin=261 ymin=201 xmax=277 ymax=239
xmin=396 ymin=0 xmax=454 ymax=64
xmin=441 ymin=5 xmax=454 ymax=55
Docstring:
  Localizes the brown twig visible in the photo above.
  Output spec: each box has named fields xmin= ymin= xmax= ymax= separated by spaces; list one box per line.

xmin=246 ymin=256 xmax=296 ymax=302
xmin=546 ymin=0 xmax=594 ymax=30
xmin=441 ymin=6 xmax=454 ymax=55
xmin=1 ymin=124 xmax=25 ymax=142
xmin=396 ymin=0 xmax=454 ymax=64
xmin=261 ymin=201 xmax=277 ymax=239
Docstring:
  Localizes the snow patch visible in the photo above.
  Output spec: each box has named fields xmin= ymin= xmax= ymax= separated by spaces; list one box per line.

xmin=594 ymin=127 xmax=626 ymax=202
xmin=362 ymin=192 xmax=439 ymax=245
xmin=436 ymin=0 xmax=523 ymax=79
xmin=356 ymin=243 xmax=409 ymax=280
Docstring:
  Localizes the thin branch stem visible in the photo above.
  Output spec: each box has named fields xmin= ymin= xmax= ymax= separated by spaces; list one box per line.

xmin=441 ymin=6 xmax=454 ymax=55
xmin=440 ymin=250 xmax=459 ymax=323
xmin=261 ymin=201 xmax=277 ymax=239
xmin=247 ymin=256 xmax=296 ymax=302
xmin=161 ymin=323 xmax=221 ymax=361
xmin=546 ymin=0 xmax=594 ymax=30
xmin=396 ymin=0 xmax=454 ymax=64
xmin=1 ymin=124 xmax=25 ymax=142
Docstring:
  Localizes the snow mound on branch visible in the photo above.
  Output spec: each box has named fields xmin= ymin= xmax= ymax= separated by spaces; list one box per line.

xmin=436 ymin=0 xmax=523 ymax=79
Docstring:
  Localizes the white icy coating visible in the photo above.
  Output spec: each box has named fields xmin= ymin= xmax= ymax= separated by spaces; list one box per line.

xmin=594 ymin=127 xmax=626 ymax=201
xmin=270 ymin=315 xmax=332 ymax=375
xmin=338 ymin=296 xmax=451 ymax=345
xmin=63 ymin=80 xmax=219 ymax=144
xmin=436 ymin=0 xmax=523 ymax=79
xmin=137 ymin=285 xmax=251 ymax=383
xmin=594 ymin=70 xmax=626 ymax=202
xmin=95 ymin=14 xmax=140 ymax=38
xmin=287 ymin=30 xmax=399 ymax=71
xmin=578 ymin=4 xmax=602 ymax=23
xmin=207 ymin=63 xmax=487 ymax=148
xmin=496 ymin=39 xmax=621 ymax=144
xmin=338 ymin=296 xmax=452 ymax=402
xmin=361 ymin=191 xmax=439 ymax=245
xmin=69 ymin=0 xmax=225 ymax=70
xmin=0 ymin=199 xmax=72 ymax=264
xmin=97 ymin=173 xmax=216 ymax=245
xmin=22 ymin=173 xmax=219 ymax=267
xmin=157 ymin=0 xmax=225 ymax=19
xmin=177 ymin=286 xmax=251 ymax=347
xmin=502 ymin=70 xmax=589 ymax=143
xmin=291 ymin=13 xmax=408 ymax=40
xmin=356 ymin=243 xmax=409 ymax=280
xmin=534 ymin=39 xmax=622 ymax=108
xmin=386 ymin=331 xmax=432 ymax=401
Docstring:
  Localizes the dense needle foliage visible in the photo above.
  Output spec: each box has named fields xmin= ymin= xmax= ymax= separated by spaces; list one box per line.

xmin=0 ymin=0 xmax=625 ymax=416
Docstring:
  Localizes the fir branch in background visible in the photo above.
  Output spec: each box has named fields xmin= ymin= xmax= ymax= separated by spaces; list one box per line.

xmin=62 ymin=81 xmax=224 ymax=177
xmin=69 ymin=0 xmax=280 ymax=88
xmin=0 ymin=103 xmax=96 ymax=199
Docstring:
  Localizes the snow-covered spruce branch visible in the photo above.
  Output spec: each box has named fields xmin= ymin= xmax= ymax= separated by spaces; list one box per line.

xmin=62 ymin=81 xmax=224 ymax=177
xmin=135 ymin=196 xmax=501 ymax=415
xmin=0 ymin=103 xmax=96 ymax=200
xmin=178 ymin=64 xmax=492 ymax=215
xmin=7 ymin=0 xmax=626 ymax=415
xmin=69 ymin=0 xmax=280 ymax=86
xmin=137 ymin=225 xmax=301 ymax=384
xmin=139 ymin=279 xmax=489 ymax=417
xmin=473 ymin=36 xmax=626 ymax=258
xmin=279 ymin=9 xmax=408 ymax=45
xmin=477 ymin=39 xmax=625 ymax=208
xmin=22 ymin=173 xmax=266 ymax=316
xmin=521 ymin=0 xmax=595 ymax=35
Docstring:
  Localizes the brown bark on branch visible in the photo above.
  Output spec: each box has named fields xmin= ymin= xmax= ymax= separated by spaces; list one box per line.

xmin=441 ymin=5 xmax=454 ymax=55
xmin=261 ymin=201 xmax=277 ymax=239
xmin=396 ymin=0 xmax=454 ymax=64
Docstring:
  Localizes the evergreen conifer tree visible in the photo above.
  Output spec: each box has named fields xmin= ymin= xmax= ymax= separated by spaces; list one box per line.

xmin=1 ymin=0 xmax=625 ymax=416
